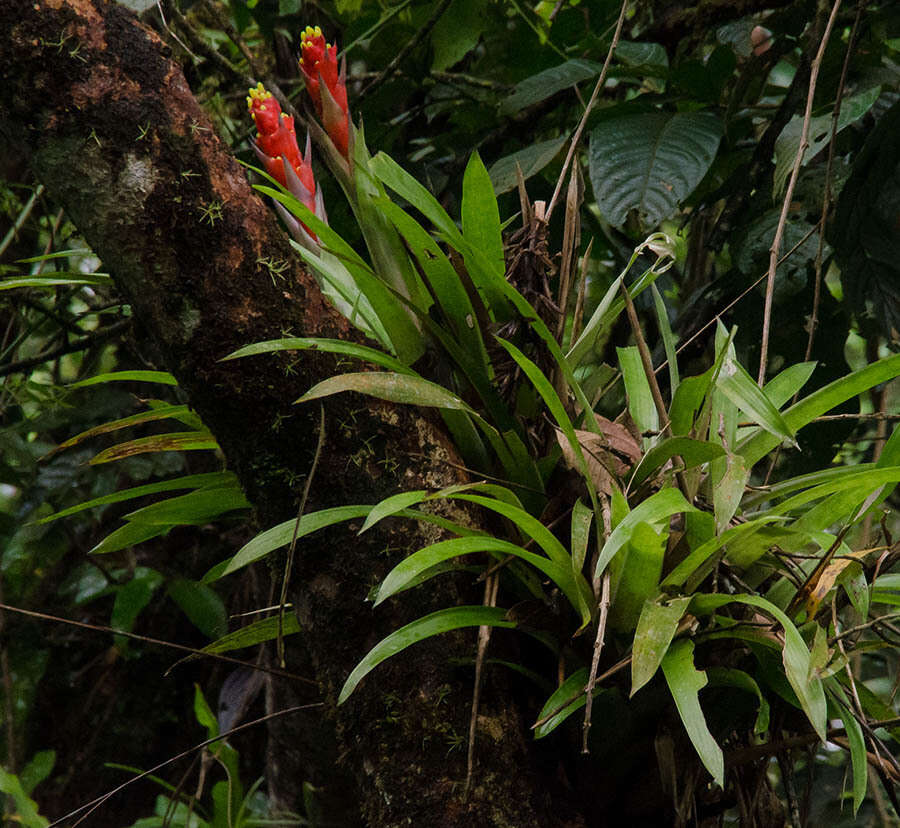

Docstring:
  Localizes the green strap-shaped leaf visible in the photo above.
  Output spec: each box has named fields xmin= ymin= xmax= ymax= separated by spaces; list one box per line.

xmin=69 ymin=370 xmax=177 ymax=388
xmin=826 ymin=679 xmax=867 ymax=815
xmin=690 ymin=593 xmax=827 ymax=740
xmin=374 ymin=536 xmax=573 ymax=606
xmin=88 ymin=432 xmax=219 ymax=464
xmin=609 ymin=522 xmax=667 ymax=632
xmin=630 ymin=437 xmax=724 ymax=488
xmin=208 ymin=505 xmax=373 ymax=580
xmin=375 ymin=196 xmax=490 ymax=369
xmin=707 ymin=668 xmax=770 ymax=734
xmin=631 ymin=596 xmax=692 ymax=696
xmin=360 ymin=490 xmax=430 ymax=534
xmin=122 ymin=485 xmax=249 ymax=525
xmin=1 ymin=274 xmax=109 ymax=290
xmin=570 ymin=499 xmax=593 ymax=572
xmin=295 ymin=372 xmax=476 ymax=413
xmin=661 ymin=639 xmax=724 ymax=787
xmin=338 ymin=606 xmax=515 ymax=704
xmin=90 ymin=521 xmax=173 ymax=555
xmin=661 ymin=516 xmax=786 ymax=588
xmin=34 ymin=472 xmax=233 ymax=525
xmin=500 ymin=59 xmax=602 ymax=115
xmin=223 ymin=337 xmax=414 ymax=376
xmin=534 ymin=667 xmax=592 ymax=738
xmin=651 ymin=283 xmax=680 ymax=393
xmin=595 ymin=488 xmax=697 ymax=579
xmin=717 ymin=355 xmax=796 ymax=446
xmin=198 ymin=615 xmax=301 ymax=656
xmin=167 ymin=578 xmax=228 ymax=639
xmin=462 ymin=152 xmax=504 ymax=277
xmin=618 ymin=346 xmax=658 ymax=435
xmin=739 ymin=353 xmax=900 ymax=466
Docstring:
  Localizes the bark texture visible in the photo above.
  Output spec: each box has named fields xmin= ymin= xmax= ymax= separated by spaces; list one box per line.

xmin=0 ymin=1 xmax=575 ymax=824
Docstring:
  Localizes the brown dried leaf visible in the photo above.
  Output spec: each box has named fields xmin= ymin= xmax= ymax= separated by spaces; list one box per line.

xmin=556 ymin=422 xmax=641 ymax=495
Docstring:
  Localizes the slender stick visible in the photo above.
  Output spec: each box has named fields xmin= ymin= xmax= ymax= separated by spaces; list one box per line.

xmin=0 ymin=601 xmax=317 ymax=686
xmin=545 ymin=0 xmax=629 ymax=222
xmin=278 ymin=404 xmax=325 ymax=667
xmin=582 ymin=571 xmax=610 ymax=753
xmin=50 ymin=702 xmax=323 ymax=828
xmin=805 ymin=0 xmax=866 ymax=362
xmin=0 ymin=319 xmax=131 ymax=379
xmin=465 ymin=572 xmax=499 ymax=795
xmin=758 ymin=0 xmax=843 ymax=385
xmin=359 ymin=0 xmax=454 ymax=99
xmin=0 ymin=185 xmax=44 ymax=259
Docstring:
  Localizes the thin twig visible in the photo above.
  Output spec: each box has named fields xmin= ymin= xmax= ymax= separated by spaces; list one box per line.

xmin=0 ymin=319 xmax=131 ymax=379
xmin=49 ymin=702 xmax=323 ymax=827
xmin=465 ymin=572 xmax=499 ymax=796
xmin=278 ymin=404 xmax=325 ymax=667
xmin=805 ymin=1 xmax=866 ymax=362
xmin=203 ymin=0 xmax=265 ymax=79
xmin=758 ymin=0 xmax=843 ymax=385
xmin=0 ymin=602 xmax=317 ymax=686
xmin=654 ymin=225 xmax=819 ymax=379
xmin=0 ymin=185 xmax=44 ymax=259
xmin=582 ymin=570 xmax=610 ymax=753
xmin=531 ymin=654 xmax=631 ymax=730
xmin=359 ymin=0 xmax=454 ymax=99
xmin=0 ymin=579 xmax=15 ymax=773
xmin=545 ymin=0 xmax=628 ymax=222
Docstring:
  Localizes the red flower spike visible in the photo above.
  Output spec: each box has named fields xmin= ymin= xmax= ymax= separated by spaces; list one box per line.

xmin=299 ymin=25 xmax=350 ymax=158
xmin=247 ymin=82 xmax=319 ymax=241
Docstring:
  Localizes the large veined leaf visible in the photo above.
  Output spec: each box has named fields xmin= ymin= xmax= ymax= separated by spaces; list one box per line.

xmin=338 ymin=606 xmax=515 ymax=704
xmin=662 ymin=640 xmax=724 ymax=786
xmin=589 ymin=112 xmax=722 ymax=229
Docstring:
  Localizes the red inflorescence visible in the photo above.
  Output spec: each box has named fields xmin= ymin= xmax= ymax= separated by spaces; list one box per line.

xmin=246 ymin=82 xmax=317 ymax=214
xmin=299 ymin=25 xmax=349 ymax=159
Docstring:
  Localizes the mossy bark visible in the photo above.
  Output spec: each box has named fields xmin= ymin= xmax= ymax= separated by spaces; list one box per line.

xmin=0 ymin=1 xmax=578 ymax=824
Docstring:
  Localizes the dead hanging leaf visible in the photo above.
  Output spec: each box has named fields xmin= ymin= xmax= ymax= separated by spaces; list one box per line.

xmin=597 ymin=415 xmax=642 ymax=465
xmin=556 ymin=421 xmax=641 ymax=495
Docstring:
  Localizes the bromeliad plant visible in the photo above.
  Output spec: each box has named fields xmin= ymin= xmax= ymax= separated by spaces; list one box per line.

xmin=221 ymin=24 xmax=900 ymax=811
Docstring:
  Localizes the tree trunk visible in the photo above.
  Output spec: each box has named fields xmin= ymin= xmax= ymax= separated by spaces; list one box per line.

xmin=0 ymin=1 xmax=578 ymax=824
